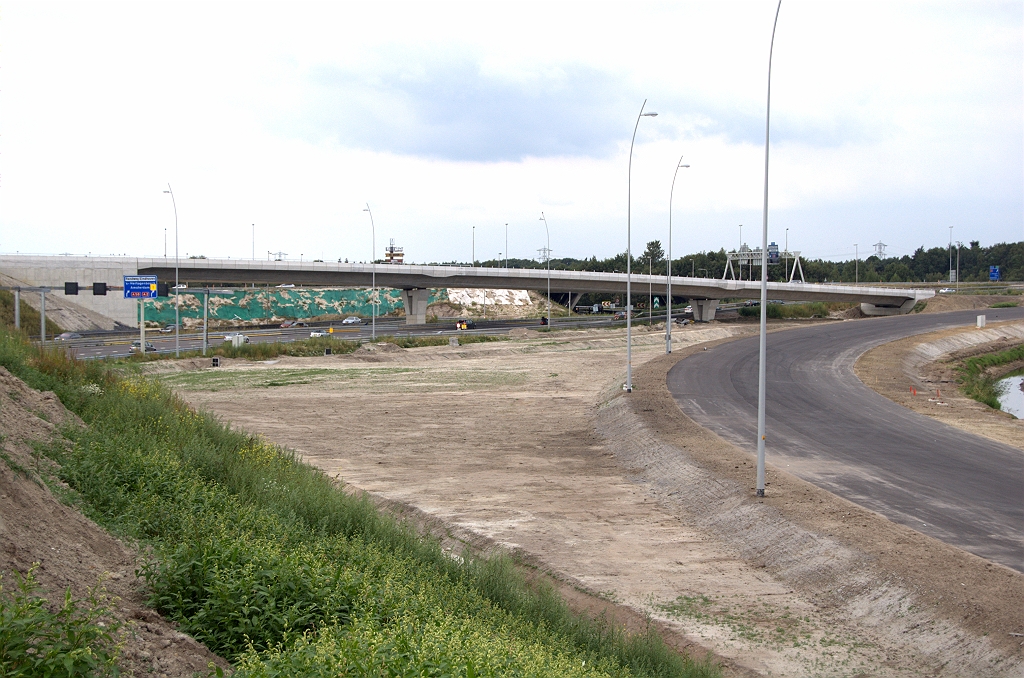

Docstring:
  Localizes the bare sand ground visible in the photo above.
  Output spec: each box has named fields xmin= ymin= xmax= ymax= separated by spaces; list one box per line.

xmin=156 ymin=322 xmax=1024 ymax=677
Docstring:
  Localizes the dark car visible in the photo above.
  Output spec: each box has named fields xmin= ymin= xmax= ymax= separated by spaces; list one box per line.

xmin=129 ymin=340 xmax=156 ymax=353
xmin=455 ymin=319 xmax=476 ymax=330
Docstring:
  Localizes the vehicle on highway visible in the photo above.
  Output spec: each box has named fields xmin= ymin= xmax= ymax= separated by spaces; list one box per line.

xmin=612 ymin=310 xmax=634 ymax=320
xmin=276 ymin=283 xmax=295 ymax=288
xmin=159 ymin=324 xmax=179 ymax=333
xmin=129 ymin=340 xmax=156 ymax=353
xmin=743 ymin=300 xmax=760 ymax=307
xmin=939 ymin=288 xmax=956 ymax=293
xmin=280 ymin=321 xmax=308 ymax=327
xmin=222 ymin=333 xmax=250 ymax=344
xmin=683 ymin=305 xmax=693 ymax=315
xmin=54 ymin=332 xmax=83 ymax=341
xmin=309 ymin=329 xmax=329 ymax=338
xmin=341 ymin=316 xmax=364 ymax=325
xmin=455 ymin=319 xmax=476 ymax=330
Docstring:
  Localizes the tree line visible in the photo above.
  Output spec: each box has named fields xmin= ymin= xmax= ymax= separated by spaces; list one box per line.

xmin=433 ymin=239 xmax=1023 ymax=284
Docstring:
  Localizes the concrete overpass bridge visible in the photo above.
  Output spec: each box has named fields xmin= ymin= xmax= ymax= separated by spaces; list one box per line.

xmin=1 ymin=254 xmax=934 ymax=326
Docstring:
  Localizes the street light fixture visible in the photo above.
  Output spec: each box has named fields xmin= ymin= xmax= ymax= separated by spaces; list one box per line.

xmin=667 ymin=155 xmax=690 ymax=354
xmin=539 ymin=212 xmax=551 ymax=326
xmin=755 ymin=0 xmax=782 ymax=498
xmin=625 ymin=101 xmax=658 ymax=392
xmin=363 ymin=204 xmax=376 ymax=341
xmin=163 ymin=184 xmax=179 ymax=357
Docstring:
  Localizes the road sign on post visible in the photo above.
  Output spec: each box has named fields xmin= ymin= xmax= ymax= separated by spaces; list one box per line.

xmin=989 ymin=266 xmax=1001 ymax=282
xmin=124 ymin=275 xmax=158 ymax=299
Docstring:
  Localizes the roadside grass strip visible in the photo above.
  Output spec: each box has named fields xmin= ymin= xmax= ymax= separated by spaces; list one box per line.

xmin=955 ymin=343 xmax=1024 ymax=409
xmin=0 ymin=329 xmax=718 ymax=678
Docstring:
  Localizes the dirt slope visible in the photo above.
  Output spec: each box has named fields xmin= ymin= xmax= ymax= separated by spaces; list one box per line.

xmin=0 ymin=367 xmax=230 ymax=676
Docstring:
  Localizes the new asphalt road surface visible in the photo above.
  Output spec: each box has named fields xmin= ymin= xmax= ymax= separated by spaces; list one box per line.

xmin=667 ymin=307 xmax=1024 ymax=571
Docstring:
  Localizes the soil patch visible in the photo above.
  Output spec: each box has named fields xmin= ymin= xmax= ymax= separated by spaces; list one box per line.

xmin=920 ymin=294 xmax=1020 ymax=314
xmin=0 ymin=367 xmax=230 ymax=676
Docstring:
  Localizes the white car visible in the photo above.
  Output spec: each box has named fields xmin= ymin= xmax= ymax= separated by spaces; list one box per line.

xmin=310 ymin=329 xmax=329 ymax=338
xmin=222 ymin=333 xmax=250 ymax=344
xmin=341 ymin=316 xmax=363 ymax=325
xmin=939 ymin=288 xmax=956 ymax=293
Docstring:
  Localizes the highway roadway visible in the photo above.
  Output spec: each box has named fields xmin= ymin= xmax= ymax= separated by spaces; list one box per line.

xmin=667 ymin=307 xmax=1024 ymax=571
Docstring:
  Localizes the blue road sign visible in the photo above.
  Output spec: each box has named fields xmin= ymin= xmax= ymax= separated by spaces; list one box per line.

xmin=989 ymin=266 xmax=1001 ymax=282
xmin=124 ymin=275 xmax=158 ymax=299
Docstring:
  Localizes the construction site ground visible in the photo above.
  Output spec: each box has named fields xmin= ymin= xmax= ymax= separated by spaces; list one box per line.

xmin=151 ymin=320 xmax=1024 ymax=677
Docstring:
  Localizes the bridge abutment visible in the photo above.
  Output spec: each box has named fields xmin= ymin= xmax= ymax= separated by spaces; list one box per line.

xmin=693 ymin=299 xmax=718 ymax=322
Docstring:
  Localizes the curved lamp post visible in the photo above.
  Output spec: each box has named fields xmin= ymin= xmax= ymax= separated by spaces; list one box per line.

xmin=666 ymin=156 xmax=689 ymax=354
xmin=625 ymin=101 xmax=658 ymax=392
xmin=363 ymin=204 xmax=376 ymax=341
xmin=539 ymin=212 xmax=551 ymax=325
xmin=755 ymin=0 xmax=782 ymax=498
xmin=163 ymin=184 xmax=179 ymax=357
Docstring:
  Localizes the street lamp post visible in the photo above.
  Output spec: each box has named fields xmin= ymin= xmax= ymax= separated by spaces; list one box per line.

xmin=363 ymin=204 xmax=376 ymax=341
xmin=625 ymin=100 xmax=658 ymax=392
xmin=539 ymin=213 xmax=551 ymax=325
xmin=948 ymin=225 xmax=954 ymax=283
xmin=667 ymin=155 xmax=690 ymax=353
xmin=755 ymin=0 xmax=782 ymax=498
xmin=163 ymin=184 xmax=179 ymax=357
xmin=956 ymin=241 xmax=961 ymax=291
xmin=855 ymin=244 xmax=858 ymax=284
xmin=505 ymin=223 xmax=508 ymax=269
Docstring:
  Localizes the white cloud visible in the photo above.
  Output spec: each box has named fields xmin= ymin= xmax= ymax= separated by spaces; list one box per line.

xmin=0 ymin=1 xmax=1020 ymax=265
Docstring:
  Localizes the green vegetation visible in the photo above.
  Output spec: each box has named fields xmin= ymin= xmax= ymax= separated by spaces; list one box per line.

xmin=956 ymin=343 xmax=1024 ymax=410
xmin=738 ymin=301 xmax=852 ymax=319
xmin=124 ymin=333 xmax=505 ymax=364
xmin=990 ymin=301 xmax=1019 ymax=308
xmin=0 ymin=566 xmax=123 ymax=677
xmin=127 ymin=336 xmax=360 ymax=363
xmin=0 ymin=329 xmax=717 ymax=678
xmin=0 ymin=290 xmax=63 ymax=337
xmin=376 ymin=333 xmax=507 ymax=348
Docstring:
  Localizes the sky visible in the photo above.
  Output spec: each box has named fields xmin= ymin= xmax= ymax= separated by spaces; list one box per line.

xmin=1 ymin=1 xmax=1021 ymax=266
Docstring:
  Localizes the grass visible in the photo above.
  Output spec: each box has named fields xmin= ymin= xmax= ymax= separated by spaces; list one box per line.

xmin=120 ymin=333 xmax=505 ymax=364
xmin=0 ymin=328 xmax=718 ymax=678
xmin=955 ymin=343 xmax=1024 ymax=410
xmin=0 ymin=290 xmax=63 ymax=337
xmin=738 ymin=301 xmax=854 ymax=319
xmin=990 ymin=301 xmax=1019 ymax=308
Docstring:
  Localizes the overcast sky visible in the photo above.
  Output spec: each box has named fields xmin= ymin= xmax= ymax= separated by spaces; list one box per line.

xmin=1 ymin=1 xmax=1021 ymax=265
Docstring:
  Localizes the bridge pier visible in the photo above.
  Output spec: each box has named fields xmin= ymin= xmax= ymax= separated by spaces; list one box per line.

xmin=400 ymin=288 xmax=430 ymax=325
xmin=693 ymin=299 xmax=718 ymax=322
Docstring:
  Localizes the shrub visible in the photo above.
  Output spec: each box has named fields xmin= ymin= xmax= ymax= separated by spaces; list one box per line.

xmin=0 ymin=566 xmax=123 ymax=677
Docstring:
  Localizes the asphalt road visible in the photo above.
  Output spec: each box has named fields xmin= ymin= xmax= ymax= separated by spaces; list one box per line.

xmin=667 ymin=307 xmax=1024 ymax=571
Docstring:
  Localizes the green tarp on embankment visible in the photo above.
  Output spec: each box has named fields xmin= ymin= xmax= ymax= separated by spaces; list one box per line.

xmin=139 ymin=288 xmax=449 ymax=324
